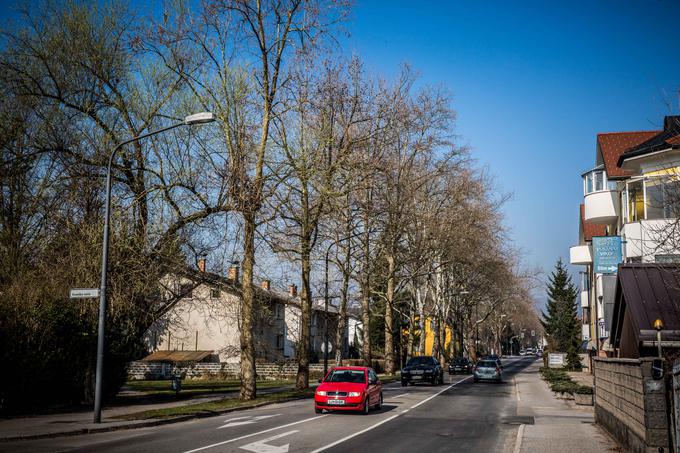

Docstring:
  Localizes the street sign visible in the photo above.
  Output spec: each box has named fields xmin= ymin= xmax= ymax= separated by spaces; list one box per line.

xmin=531 ymin=330 xmax=535 ymax=337
xmin=320 ymin=342 xmax=333 ymax=353
xmin=70 ymin=288 xmax=100 ymax=299
xmin=593 ymin=236 xmax=622 ymax=274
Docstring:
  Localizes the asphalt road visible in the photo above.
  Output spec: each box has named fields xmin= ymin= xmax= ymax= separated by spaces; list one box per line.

xmin=2 ymin=357 xmax=537 ymax=453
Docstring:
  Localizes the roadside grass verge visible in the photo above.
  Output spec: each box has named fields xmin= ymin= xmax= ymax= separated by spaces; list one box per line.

xmin=539 ymin=367 xmax=593 ymax=395
xmin=117 ymin=389 xmax=315 ymax=420
xmin=125 ymin=379 xmax=294 ymax=396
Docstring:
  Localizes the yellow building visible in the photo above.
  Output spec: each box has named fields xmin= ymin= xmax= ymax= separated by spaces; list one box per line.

xmin=406 ymin=317 xmax=454 ymax=357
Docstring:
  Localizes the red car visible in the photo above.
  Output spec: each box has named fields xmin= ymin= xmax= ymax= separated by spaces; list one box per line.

xmin=314 ymin=366 xmax=383 ymax=414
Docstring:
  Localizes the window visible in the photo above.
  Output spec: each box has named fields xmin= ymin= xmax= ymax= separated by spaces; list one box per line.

xmin=210 ymin=289 xmax=220 ymax=299
xmin=583 ymin=169 xmax=610 ymax=195
xmin=626 ymin=180 xmax=644 ymax=222
xmin=655 ymin=254 xmax=680 ymax=263
xmin=645 ymin=178 xmax=680 ymax=220
xmin=594 ymin=171 xmax=604 ymax=192
xmin=276 ymin=334 xmax=284 ymax=350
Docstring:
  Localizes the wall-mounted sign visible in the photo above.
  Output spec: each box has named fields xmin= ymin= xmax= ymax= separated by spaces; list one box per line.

xmin=593 ymin=236 xmax=622 ymax=274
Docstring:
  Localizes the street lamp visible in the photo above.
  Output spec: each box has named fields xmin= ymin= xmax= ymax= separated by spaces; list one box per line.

xmin=93 ymin=112 xmax=215 ymax=423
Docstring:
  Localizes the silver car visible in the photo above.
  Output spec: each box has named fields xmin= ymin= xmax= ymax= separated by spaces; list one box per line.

xmin=473 ymin=359 xmax=502 ymax=383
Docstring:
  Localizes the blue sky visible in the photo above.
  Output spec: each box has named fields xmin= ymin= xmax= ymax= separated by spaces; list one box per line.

xmin=1 ymin=0 xmax=678 ymax=301
xmin=343 ymin=0 xmax=680 ymax=298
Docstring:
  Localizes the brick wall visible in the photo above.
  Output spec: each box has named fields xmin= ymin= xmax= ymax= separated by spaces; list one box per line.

xmin=593 ymin=357 xmax=669 ymax=453
xmin=128 ymin=361 xmax=327 ymax=380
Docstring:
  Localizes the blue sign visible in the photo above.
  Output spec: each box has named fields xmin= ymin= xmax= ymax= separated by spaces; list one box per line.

xmin=592 ymin=236 xmax=622 ymax=274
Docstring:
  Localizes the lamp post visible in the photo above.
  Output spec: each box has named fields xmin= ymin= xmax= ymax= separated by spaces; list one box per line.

xmin=93 ymin=112 xmax=215 ymax=423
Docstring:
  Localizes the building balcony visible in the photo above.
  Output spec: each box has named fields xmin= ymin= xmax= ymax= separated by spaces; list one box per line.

xmin=584 ymin=190 xmax=619 ymax=224
xmin=569 ymin=245 xmax=592 ymax=265
xmin=621 ymin=220 xmax=679 ymax=262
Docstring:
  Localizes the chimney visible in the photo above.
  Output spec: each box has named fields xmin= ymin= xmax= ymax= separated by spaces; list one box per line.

xmin=288 ymin=284 xmax=298 ymax=298
xmin=227 ymin=261 xmax=240 ymax=282
xmin=261 ymin=280 xmax=271 ymax=291
xmin=197 ymin=257 xmax=206 ymax=273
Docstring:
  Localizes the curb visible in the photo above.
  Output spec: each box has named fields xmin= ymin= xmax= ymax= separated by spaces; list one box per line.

xmin=0 ymin=394 xmax=313 ymax=442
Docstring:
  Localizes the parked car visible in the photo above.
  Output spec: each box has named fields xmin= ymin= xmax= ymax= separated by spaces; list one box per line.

xmin=314 ymin=366 xmax=383 ymax=414
xmin=449 ymin=357 xmax=472 ymax=374
xmin=473 ymin=359 xmax=502 ymax=383
xmin=401 ymin=356 xmax=444 ymax=386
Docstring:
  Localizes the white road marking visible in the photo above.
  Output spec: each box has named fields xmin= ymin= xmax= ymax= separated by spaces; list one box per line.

xmin=310 ymin=376 xmax=472 ymax=453
xmin=218 ymin=414 xmax=282 ymax=429
xmin=183 ymin=415 xmax=328 ymax=453
xmin=239 ymin=430 xmax=298 ymax=453
xmin=514 ymin=378 xmax=521 ymax=402
xmin=513 ymin=424 xmax=525 ymax=453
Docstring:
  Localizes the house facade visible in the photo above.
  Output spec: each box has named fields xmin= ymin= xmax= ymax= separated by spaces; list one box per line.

xmin=570 ymin=116 xmax=680 ymax=356
xmin=147 ymin=261 xmax=361 ymax=363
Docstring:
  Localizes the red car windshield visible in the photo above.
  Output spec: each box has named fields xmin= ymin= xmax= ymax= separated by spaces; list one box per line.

xmin=325 ymin=369 xmax=366 ymax=383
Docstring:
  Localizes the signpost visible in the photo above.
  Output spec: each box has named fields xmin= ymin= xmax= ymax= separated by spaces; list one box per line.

xmin=70 ymin=288 xmax=100 ymax=299
xmin=592 ymin=236 xmax=622 ymax=274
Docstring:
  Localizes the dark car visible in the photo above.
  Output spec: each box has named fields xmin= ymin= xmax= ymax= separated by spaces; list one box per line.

xmin=401 ymin=356 xmax=444 ymax=386
xmin=483 ymin=354 xmax=502 ymax=368
xmin=448 ymin=357 xmax=472 ymax=374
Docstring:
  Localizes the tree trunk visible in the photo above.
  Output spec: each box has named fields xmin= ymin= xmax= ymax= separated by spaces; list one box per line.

xmin=296 ymin=246 xmax=312 ymax=389
xmin=334 ymin=242 xmax=351 ymax=366
xmin=239 ymin=213 xmax=257 ymax=400
xmin=384 ymin=253 xmax=396 ymax=374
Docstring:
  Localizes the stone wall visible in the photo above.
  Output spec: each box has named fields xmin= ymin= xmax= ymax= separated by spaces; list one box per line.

xmin=593 ymin=357 xmax=669 ymax=453
xmin=128 ymin=361 xmax=327 ymax=381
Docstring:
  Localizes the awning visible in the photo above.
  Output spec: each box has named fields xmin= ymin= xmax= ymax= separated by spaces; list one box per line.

xmin=141 ymin=350 xmax=215 ymax=362
xmin=610 ymin=264 xmax=680 ymax=353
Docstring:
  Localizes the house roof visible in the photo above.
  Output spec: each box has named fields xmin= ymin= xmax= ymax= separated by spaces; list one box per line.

xmin=597 ymin=131 xmax=661 ymax=177
xmin=610 ymin=263 xmax=680 ymax=349
xmin=617 ymin=116 xmax=680 ymax=166
xmin=580 ymin=204 xmax=606 ymax=241
xmin=142 ymin=350 xmax=214 ymax=362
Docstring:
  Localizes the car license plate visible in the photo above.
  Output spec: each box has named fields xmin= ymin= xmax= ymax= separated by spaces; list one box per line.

xmin=327 ymin=399 xmax=345 ymax=405
xmin=411 ymin=370 xmax=424 ymax=375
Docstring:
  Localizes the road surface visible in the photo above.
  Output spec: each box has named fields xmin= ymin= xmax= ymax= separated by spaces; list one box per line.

xmin=0 ymin=357 xmax=536 ymax=453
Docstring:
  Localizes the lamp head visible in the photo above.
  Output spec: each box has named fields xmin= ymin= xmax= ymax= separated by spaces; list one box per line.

xmin=184 ymin=112 xmax=215 ymax=125
xmin=653 ymin=319 xmax=664 ymax=331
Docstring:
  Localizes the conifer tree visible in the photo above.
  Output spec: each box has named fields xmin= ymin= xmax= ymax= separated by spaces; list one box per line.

xmin=541 ymin=259 xmax=581 ymax=370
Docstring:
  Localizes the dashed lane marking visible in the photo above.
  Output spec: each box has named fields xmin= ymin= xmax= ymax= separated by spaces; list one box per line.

xmin=183 ymin=415 xmax=328 ymax=453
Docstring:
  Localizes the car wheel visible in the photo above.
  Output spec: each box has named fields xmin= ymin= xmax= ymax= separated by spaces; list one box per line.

xmin=315 ymin=407 xmax=323 ymax=414
xmin=401 ymin=380 xmax=407 ymax=387
xmin=474 ymin=377 xmax=479 ymax=383
xmin=362 ymin=398 xmax=370 ymax=415
xmin=375 ymin=393 xmax=383 ymax=410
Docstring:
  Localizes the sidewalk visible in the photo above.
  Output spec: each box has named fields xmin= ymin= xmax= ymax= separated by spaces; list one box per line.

xmin=0 ymin=385 xmax=303 ymax=441
xmin=513 ymin=362 xmax=619 ymax=453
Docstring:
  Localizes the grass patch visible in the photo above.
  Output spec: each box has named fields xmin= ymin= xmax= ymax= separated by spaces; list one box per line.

xmin=125 ymin=379 xmax=294 ymax=396
xmin=117 ymin=389 xmax=314 ymax=420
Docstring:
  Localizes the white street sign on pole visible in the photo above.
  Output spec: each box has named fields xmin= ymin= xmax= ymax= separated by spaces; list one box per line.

xmin=70 ymin=288 xmax=100 ymax=299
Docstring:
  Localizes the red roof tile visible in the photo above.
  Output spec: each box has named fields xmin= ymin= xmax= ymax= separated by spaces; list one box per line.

xmin=596 ymin=131 xmax=660 ymax=177
xmin=580 ymin=204 xmax=606 ymax=241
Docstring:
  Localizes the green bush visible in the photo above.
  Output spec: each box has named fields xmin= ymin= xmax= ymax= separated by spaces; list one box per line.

xmin=550 ymin=381 xmax=579 ymax=394
xmin=574 ymin=385 xmax=593 ymax=395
